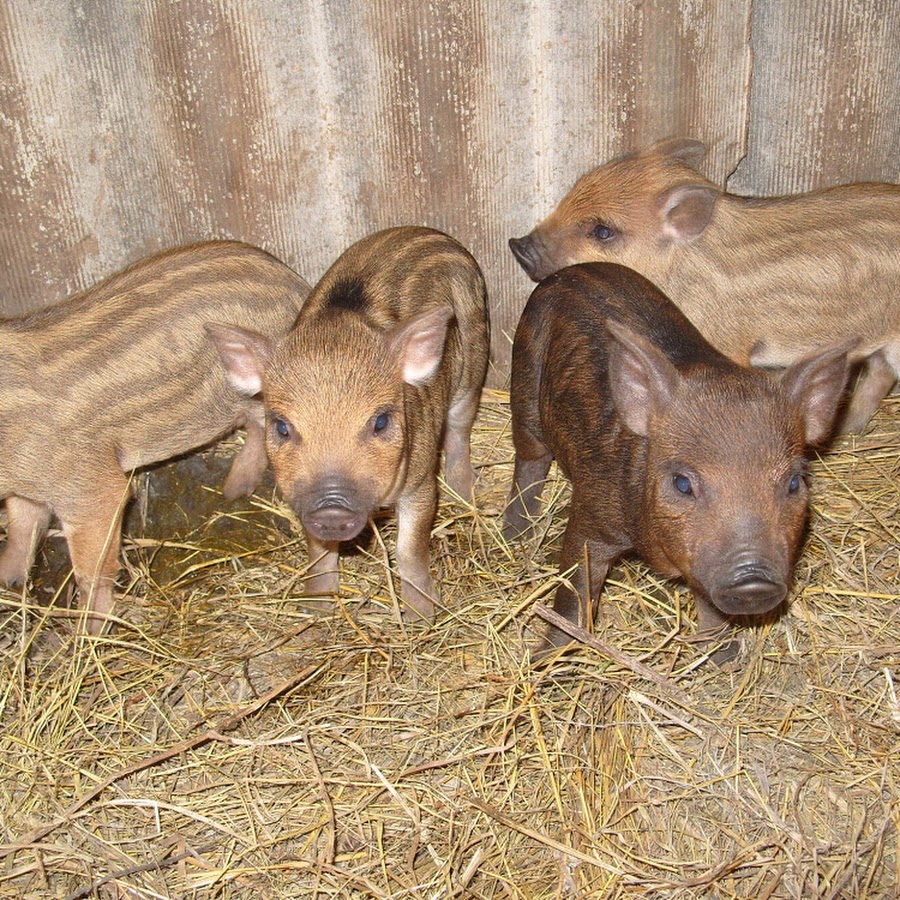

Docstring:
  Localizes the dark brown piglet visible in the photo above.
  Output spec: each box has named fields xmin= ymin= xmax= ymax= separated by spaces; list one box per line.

xmin=509 ymin=138 xmax=899 ymax=432
xmin=209 ymin=226 xmax=490 ymax=621
xmin=504 ymin=262 xmax=854 ymax=662
xmin=0 ymin=241 xmax=310 ymax=634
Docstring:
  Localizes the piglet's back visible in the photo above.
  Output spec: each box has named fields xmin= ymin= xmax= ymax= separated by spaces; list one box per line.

xmin=519 ymin=262 xmax=729 ymax=374
xmin=0 ymin=241 xmax=309 ymax=476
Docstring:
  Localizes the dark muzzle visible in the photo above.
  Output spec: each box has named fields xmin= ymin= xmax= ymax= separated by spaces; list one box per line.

xmin=509 ymin=236 xmax=540 ymax=280
xmin=711 ymin=564 xmax=787 ymax=617
xmin=301 ymin=491 xmax=369 ymax=543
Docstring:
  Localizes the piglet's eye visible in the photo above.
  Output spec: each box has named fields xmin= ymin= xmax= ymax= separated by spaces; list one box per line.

xmin=373 ymin=412 xmax=390 ymax=434
xmin=273 ymin=417 xmax=291 ymax=439
xmin=788 ymin=474 xmax=802 ymax=494
xmin=591 ymin=222 xmax=616 ymax=242
xmin=673 ymin=473 xmax=693 ymax=496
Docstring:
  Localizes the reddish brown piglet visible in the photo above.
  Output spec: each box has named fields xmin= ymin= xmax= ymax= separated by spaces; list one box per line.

xmin=504 ymin=262 xmax=854 ymax=662
xmin=0 ymin=241 xmax=311 ymax=633
xmin=209 ymin=226 xmax=490 ymax=621
xmin=509 ymin=139 xmax=900 ymax=432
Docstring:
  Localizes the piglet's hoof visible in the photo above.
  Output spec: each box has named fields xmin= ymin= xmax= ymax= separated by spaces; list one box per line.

xmin=399 ymin=583 xmax=437 ymax=623
xmin=692 ymin=626 xmax=742 ymax=668
xmin=529 ymin=636 xmax=578 ymax=666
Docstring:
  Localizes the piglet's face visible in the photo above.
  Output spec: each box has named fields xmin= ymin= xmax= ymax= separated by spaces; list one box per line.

xmin=509 ymin=140 xmax=719 ymax=283
xmin=606 ymin=322 xmax=852 ymax=619
xmin=207 ymin=307 xmax=451 ymax=544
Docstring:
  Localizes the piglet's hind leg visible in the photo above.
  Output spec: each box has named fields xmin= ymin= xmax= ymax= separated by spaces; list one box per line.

xmin=442 ymin=390 xmax=481 ymax=501
xmin=503 ymin=451 xmax=553 ymax=541
xmin=395 ymin=485 xmax=439 ymax=622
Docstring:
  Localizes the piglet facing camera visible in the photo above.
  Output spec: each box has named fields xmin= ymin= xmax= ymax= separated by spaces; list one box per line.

xmin=504 ymin=262 xmax=854 ymax=663
xmin=209 ymin=226 xmax=491 ymax=621
xmin=510 ymin=138 xmax=900 ymax=433
xmin=0 ymin=241 xmax=311 ymax=634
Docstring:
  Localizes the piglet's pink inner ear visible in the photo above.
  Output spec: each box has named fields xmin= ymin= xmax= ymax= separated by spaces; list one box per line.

xmin=387 ymin=306 xmax=454 ymax=386
xmin=606 ymin=321 xmax=678 ymax=437
xmin=658 ymin=183 xmax=719 ymax=242
xmin=205 ymin=322 xmax=272 ymax=397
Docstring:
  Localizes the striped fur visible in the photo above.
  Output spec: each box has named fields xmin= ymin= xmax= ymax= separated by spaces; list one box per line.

xmin=0 ymin=240 xmax=310 ymax=633
xmin=210 ymin=226 xmax=490 ymax=621
xmin=510 ymin=138 xmax=900 ymax=432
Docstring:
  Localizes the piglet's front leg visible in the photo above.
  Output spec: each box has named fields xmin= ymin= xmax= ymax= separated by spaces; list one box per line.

xmin=61 ymin=481 xmax=129 ymax=636
xmin=394 ymin=484 xmax=439 ymax=622
xmin=693 ymin=592 xmax=741 ymax=665
xmin=0 ymin=496 xmax=53 ymax=588
xmin=302 ymin=531 xmax=341 ymax=596
xmin=541 ymin=513 xmax=612 ymax=654
xmin=222 ymin=403 xmax=269 ymax=500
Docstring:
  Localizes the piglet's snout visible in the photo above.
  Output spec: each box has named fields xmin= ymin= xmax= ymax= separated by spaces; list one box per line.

xmin=709 ymin=555 xmax=788 ymax=617
xmin=509 ymin=236 xmax=540 ymax=281
xmin=300 ymin=485 xmax=370 ymax=543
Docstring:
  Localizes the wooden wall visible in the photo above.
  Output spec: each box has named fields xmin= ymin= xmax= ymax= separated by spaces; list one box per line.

xmin=1 ymin=0 xmax=897 ymax=382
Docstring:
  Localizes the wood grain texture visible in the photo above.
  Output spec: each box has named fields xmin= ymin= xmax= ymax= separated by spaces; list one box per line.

xmin=729 ymin=0 xmax=900 ymax=195
xmin=1 ymin=0 xmax=896 ymax=382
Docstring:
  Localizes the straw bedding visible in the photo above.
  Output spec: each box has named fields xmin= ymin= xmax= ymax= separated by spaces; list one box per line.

xmin=0 ymin=390 xmax=897 ymax=898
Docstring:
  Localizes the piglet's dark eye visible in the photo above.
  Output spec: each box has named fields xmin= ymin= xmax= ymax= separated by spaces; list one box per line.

xmin=373 ymin=412 xmax=390 ymax=434
xmin=788 ymin=474 xmax=802 ymax=494
xmin=273 ymin=417 xmax=291 ymax=439
xmin=673 ymin=473 xmax=693 ymax=496
xmin=591 ymin=222 xmax=616 ymax=242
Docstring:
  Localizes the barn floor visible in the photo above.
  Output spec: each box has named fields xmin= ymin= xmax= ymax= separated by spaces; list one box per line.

xmin=0 ymin=389 xmax=898 ymax=899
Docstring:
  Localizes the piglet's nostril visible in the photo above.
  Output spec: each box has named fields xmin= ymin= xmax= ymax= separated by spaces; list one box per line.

xmin=714 ymin=575 xmax=787 ymax=617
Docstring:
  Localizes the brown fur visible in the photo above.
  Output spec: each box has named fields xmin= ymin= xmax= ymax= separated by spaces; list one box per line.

xmin=209 ymin=226 xmax=490 ymax=621
xmin=504 ymin=263 xmax=853 ymax=662
xmin=0 ymin=240 xmax=310 ymax=634
xmin=509 ymin=138 xmax=900 ymax=432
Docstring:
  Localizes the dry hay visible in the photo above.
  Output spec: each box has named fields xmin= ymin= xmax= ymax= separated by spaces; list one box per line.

xmin=0 ymin=390 xmax=897 ymax=899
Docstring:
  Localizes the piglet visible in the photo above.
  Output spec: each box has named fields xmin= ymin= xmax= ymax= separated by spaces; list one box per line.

xmin=208 ymin=226 xmax=490 ymax=620
xmin=504 ymin=262 xmax=854 ymax=662
xmin=509 ymin=138 xmax=899 ymax=432
xmin=0 ymin=241 xmax=310 ymax=634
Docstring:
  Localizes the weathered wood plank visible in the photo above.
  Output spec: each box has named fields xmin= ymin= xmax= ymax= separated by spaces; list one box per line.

xmin=1 ymin=0 xmax=896 ymax=383
xmin=730 ymin=0 xmax=900 ymax=195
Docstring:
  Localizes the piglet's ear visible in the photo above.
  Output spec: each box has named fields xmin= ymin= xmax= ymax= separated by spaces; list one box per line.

xmin=780 ymin=337 xmax=857 ymax=446
xmin=657 ymin=183 xmax=719 ymax=242
xmin=648 ymin=137 xmax=708 ymax=166
xmin=205 ymin=322 xmax=273 ymax=397
xmin=606 ymin=321 xmax=679 ymax=437
xmin=386 ymin=306 xmax=453 ymax=386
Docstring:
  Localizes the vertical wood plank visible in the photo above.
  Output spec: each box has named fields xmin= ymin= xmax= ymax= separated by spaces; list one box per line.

xmin=730 ymin=0 xmax=900 ymax=195
xmin=2 ymin=0 xmax=896 ymax=382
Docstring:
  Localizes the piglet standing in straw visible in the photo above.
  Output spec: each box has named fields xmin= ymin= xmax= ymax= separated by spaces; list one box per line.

xmin=0 ymin=241 xmax=310 ymax=634
xmin=509 ymin=139 xmax=899 ymax=432
xmin=504 ymin=262 xmax=854 ymax=662
xmin=209 ymin=226 xmax=490 ymax=621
